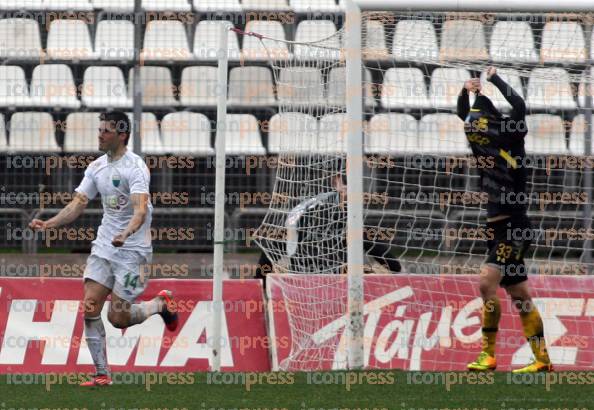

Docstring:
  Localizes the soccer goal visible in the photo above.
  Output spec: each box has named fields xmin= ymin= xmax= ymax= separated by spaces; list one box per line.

xmin=248 ymin=0 xmax=594 ymax=370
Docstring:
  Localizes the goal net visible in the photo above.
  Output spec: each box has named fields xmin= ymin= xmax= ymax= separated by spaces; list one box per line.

xmin=247 ymin=10 xmax=594 ymax=371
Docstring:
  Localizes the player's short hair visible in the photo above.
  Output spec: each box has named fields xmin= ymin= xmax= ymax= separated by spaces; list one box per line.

xmin=100 ymin=111 xmax=131 ymax=145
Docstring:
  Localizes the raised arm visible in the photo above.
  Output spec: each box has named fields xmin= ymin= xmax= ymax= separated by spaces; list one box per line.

xmin=487 ymin=68 xmax=525 ymax=121
xmin=29 ymin=192 xmax=89 ymax=230
xmin=457 ymin=78 xmax=480 ymax=121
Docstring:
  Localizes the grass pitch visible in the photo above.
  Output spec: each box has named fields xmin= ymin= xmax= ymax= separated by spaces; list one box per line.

xmin=1 ymin=371 xmax=593 ymax=409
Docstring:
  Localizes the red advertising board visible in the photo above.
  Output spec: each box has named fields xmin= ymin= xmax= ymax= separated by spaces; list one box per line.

xmin=267 ymin=274 xmax=594 ymax=371
xmin=0 ymin=278 xmax=269 ymax=373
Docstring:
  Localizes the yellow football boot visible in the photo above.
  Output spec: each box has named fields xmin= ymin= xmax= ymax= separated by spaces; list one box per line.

xmin=512 ymin=360 xmax=553 ymax=373
xmin=467 ymin=351 xmax=497 ymax=371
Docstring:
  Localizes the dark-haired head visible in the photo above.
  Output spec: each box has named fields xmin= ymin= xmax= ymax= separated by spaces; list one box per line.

xmin=99 ymin=111 xmax=131 ymax=153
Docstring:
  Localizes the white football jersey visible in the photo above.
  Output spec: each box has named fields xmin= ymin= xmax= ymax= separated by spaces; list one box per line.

xmin=75 ymin=149 xmax=153 ymax=256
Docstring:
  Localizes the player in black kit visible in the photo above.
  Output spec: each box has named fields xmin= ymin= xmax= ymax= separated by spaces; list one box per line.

xmin=458 ymin=67 xmax=552 ymax=373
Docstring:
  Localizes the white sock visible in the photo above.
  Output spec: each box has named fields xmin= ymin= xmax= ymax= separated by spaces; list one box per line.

xmin=84 ymin=315 xmax=109 ymax=376
xmin=129 ymin=298 xmax=164 ymax=325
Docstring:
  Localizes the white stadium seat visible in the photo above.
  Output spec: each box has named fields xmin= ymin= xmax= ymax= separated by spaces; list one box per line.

xmin=127 ymin=113 xmax=166 ymax=155
xmin=194 ymin=20 xmax=241 ymax=61
xmin=290 ymin=0 xmax=339 ymax=12
xmin=569 ymin=114 xmax=588 ymax=156
xmin=47 ymin=19 xmax=98 ymax=60
xmin=64 ymin=113 xmax=101 ymax=152
xmin=92 ymin=0 xmax=134 ymax=11
xmin=228 ymin=66 xmax=276 ymax=108
xmin=222 ymin=114 xmax=266 ymax=155
xmin=328 ymin=67 xmax=376 ymax=108
xmin=179 ymin=66 xmax=218 ymax=107
xmin=294 ymin=20 xmax=340 ymax=61
xmin=366 ymin=114 xmax=418 ymax=154
xmin=277 ymin=67 xmax=325 ymax=107
xmin=143 ymin=21 xmax=192 ymax=61
xmin=381 ymin=67 xmax=430 ymax=110
xmin=96 ymin=20 xmax=135 ymax=61
xmin=129 ymin=67 xmax=178 ymax=107
xmin=0 ymin=18 xmax=44 ymax=60
xmin=578 ymin=68 xmax=593 ymax=108
xmin=525 ymin=114 xmax=567 ymax=154
xmin=540 ymin=22 xmax=586 ymax=64
xmin=439 ymin=20 xmax=488 ymax=61
xmin=1 ymin=0 xmax=44 ymax=10
xmin=82 ymin=66 xmax=132 ymax=109
xmin=479 ymin=69 xmax=524 ymax=112
xmin=318 ymin=113 xmax=348 ymax=153
xmin=241 ymin=0 xmax=291 ymax=11
xmin=241 ymin=21 xmax=290 ymax=61
xmin=44 ymin=0 xmax=92 ymax=10
xmin=418 ymin=114 xmax=469 ymax=154
xmin=142 ymin=0 xmax=191 ymax=11
xmin=0 ymin=66 xmax=30 ymax=107
xmin=193 ymin=0 xmax=242 ymax=12
xmin=161 ymin=112 xmax=214 ymax=155
xmin=0 ymin=115 xmax=7 ymax=152
xmin=363 ymin=19 xmax=389 ymax=60
xmin=9 ymin=112 xmax=61 ymax=153
xmin=29 ymin=64 xmax=81 ymax=109
xmin=268 ymin=113 xmax=318 ymax=154
xmin=429 ymin=68 xmax=470 ymax=109
xmin=392 ymin=20 xmax=439 ymax=62
xmin=490 ymin=21 xmax=538 ymax=64
xmin=526 ymin=68 xmax=577 ymax=111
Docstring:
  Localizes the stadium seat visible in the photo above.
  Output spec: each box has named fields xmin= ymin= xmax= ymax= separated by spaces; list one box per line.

xmin=47 ymin=19 xmax=98 ymax=60
xmin=127 ymin=113 xmax=166 ymax=155
xmin=92 ymin=0 xmax=134 ymax=11
xmin=227 ymin=66 xmax=276 ymax=108
xmin=277 ymin=67 xmax=325 ymax=107
xmin=63 ymin=113 xmax=101 ymax=152
xmin=318 ymin=113 xmax=348 ymax=153
xmin=0 ymin=18 xmax=45 ymax=60
xmin=241 ymin=0 xmax=291 ymax=11
xmin=142 ymin=0 xmax=191 ymax=11
xmin=366 ymin=113 xmax=418 ymax=154
xmin=44 ymin=0 xmax=93 ymax=10
xmin=294 ymin=20 xmax=341 ymax=61
xmin=1 ymin=0 xmax=44 ymax=10
xmin=0 ymin=115 xmax=7 ymax=152
xmin=96 ymin=20 xmax=135 ymax=61
xmin=363 ymin=19 xmax=389 ymax=60
xmin=392 ymin=20 xmax=439 ymax=62
xmin=193 ymin=0 xmax=242 ymax=12
xmin=429 ymin=68 xmax=470 ymax=109
xmin=525 ymin=114 xmax=567 ymax=154
xmin=9 ymin=112 xmax=61 ymax=153
xmin=328 ymin=67 xmax=376 ymax=108
xmin=526 ymin=68 xmax=577 ymax=111
xmin=129 ymin=67 xmax=178 ymax=108
xmin=479 ymin=69 xmax=524 ymax=112
xmin=578 ymin=68 xmax=593 ymax=107
xmin=0 ymin=66 xmax=31 ymax=107
xmin=142 ymin=21 xmax=192 ymax=61
xmin=194 ymin=20 xmax=241 ymax=62
xmin=268 ymin=113 xmax=318 ymax=154
xmin=381 ymin=67 xmax=430 ymax=110
xmin=241 ymin=21 xmax=290 ymax=61
xmin=29 ymin=64 xmax=81 ymax=109
xmin=221 ymin=114 xmax=266 ymax=155
xmin=82 ymin=66 xmax=132 ymax=109
xmin=418 ymin=114 xmax=469 ymax=154
xmin=540 ymin=22 xmax=586 ymax=64
xmin=490 ymin=21 xmax=538 ymax=63
xmin=290 ymin=0 xmax=339 ymax=12
xmin=179 ymin=66 xmax=218 ymax=107
xmin=161 ymin=112 xmax=214 ymax=155
xmin=569 ymin=114 xmax=587 ymax=155
xmin=439 ymin=20 xmax=488 ymax=61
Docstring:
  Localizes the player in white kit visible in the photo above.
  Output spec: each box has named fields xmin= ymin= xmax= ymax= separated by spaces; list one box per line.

xmin=29 ymin=111 xmax=178 ymax=387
